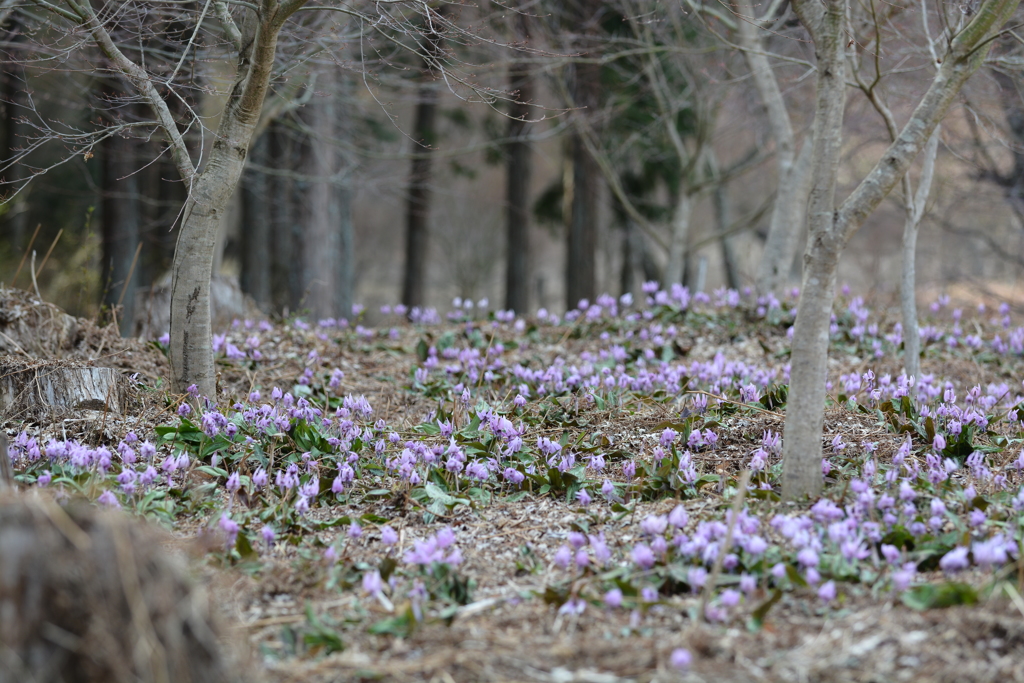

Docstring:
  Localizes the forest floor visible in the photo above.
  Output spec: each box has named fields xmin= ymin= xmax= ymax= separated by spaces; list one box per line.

xmin=3 ymin=285 xmax=1024 ymax=682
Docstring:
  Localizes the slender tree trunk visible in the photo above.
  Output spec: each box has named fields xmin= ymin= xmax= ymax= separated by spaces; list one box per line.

xmin=736 ymin=0 xmax=814 ymax=296
xmin=714 ymin=183 xmax=741 ymax=290
xmin=782 ymin=0 xmax=1017 ymax=499
xmin=564 ymin=0 xmax=603 ymax=310
xmin=505 ymin=12 xmax=533 ymax=314
xmin=900 ymin=128 xmax=940 ymax=381
xmin=781 ymin=0 xmax=847 ymax=501
xmin=100 ymin=120 xmax=141 ymax=334
xmin=268 ymin=120 xmax=295 ymax=314
xmin=759 ymin=138 xmax=814 ymax=293
xmin=241 ymin=131 xmax=271 ymax=311
xmin=402 ymin=9 xmax=446 ymax=310
xmin=303 ymin=67 xmax=340 ymax=320
xmin=665 ymin=190 xmax=692 ymax=285
xmin=0 ymin=31 xmax=28 ymax=251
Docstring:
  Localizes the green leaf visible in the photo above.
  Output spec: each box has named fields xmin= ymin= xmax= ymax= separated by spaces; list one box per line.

xmin=749 ymin=589 xmax=783 ymax=629
xmin=901 ymin=582 xmax=978 ymax=610
xmin=235 ymin=531 xmax=258 ymax=560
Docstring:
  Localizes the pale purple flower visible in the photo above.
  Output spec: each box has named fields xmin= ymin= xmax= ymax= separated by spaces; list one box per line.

xmin=260 ymin=525 xmax=276 ymax=548
xmin=939 ymin=547 xmax=970 ymax=573
xmin=670 ymin=649 xmax=692 ymax=671
xmin=604 ymin=588 xmax=623 ymax=608
xmin=98 ymin=490 xmax=121 ymax=509
xmin=362 ymin=569 xmax=383 ymax=596
xmin=576 ymin=488 xmax=592 ymax=506
xmin=348 ymin=521 xmax=362 ymax=539
xmin=631 ymin=543 xmax=655 ymax=569
xmin=818 ymin=580 xmax=837 ymax=602
xmin=640 ymin=514 xmax=668 ymax=536
xmin=669 ymin=504 xmax=689 ymax=528
xmin=553 ymin=545 xmax=572 ymax=570
xmin=720 ymin=589 xmax=741 ymax=607
xmin=219 ymin=513 xmax=239 ymax=548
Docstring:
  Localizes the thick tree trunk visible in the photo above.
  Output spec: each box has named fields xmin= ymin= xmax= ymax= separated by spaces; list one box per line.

xmin=100 ymin=97 xmax=141 ymax=335
xmin=505 ymin=34 xmax=533 ymax=315
xmin=241 ymin=131 xmax=271 ymax=312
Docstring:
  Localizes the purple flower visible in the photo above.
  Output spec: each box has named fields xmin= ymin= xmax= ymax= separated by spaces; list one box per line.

xmin=641 ymin=586 xmax=658 ymax=603
xmin=381 ymin=526 xmax=399 ymax=545
xmin=225 ymin=472 xmax=241 ymax=493
xmin=640 ymin=514 xmax=668 ymax=536
xmin=670 ymin=649 xmax=692 ymax=671
xmin=939 ymin=547 xmax=970 ymax=573
xmin=219 ymin=513 xmax=239 ymax=548
xmin=554 ymin=545 xmax=572 ymax=569
xmin=97 ymin=490 xmax=120 ymax=509
xmin=362 ymin=569 xmax=383 ymax=596
xmin=177 ymin=403 xmax=192 ymax=417
xmin=260 ymin=525 xmax=276 ymax=548
xmin=348 ymin=521 xmax=362 ymax=539
xmin=818 ymin=580 xmax=837 ymax=603
xmin=631 ymin=543 xmax=656 ymax=569
xmin=797 ymin=547 xmax=819 ymax=568
xmin=604 ymin=588 xmax=623 ymax=608
xmin=668 ymin=504 xmax=689 ymax=529
xmin=740 ymin=573 xmax=756 ymax=594
xmin=576 ymin=488 xmax=592 ymax=506
xmin=720 ymin=589 xmax=741 ymax=607
xmin=622 ymin=461 xmax=636 ymax=479
xmin=37 ymin=470 xmax=52 ymax=487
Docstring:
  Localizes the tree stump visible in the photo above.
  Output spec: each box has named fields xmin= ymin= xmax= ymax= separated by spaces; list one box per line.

xmin=0 ymin=495 xmax=237 ymax=683
xmin=0 ymin=356 xmax=136 ymax=417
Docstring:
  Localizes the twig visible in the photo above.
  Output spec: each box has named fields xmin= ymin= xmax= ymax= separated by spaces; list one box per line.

xmin=29 ymin=251 xmax=41 ymax=300
xmin=699 ymin=468 xmax=752 ymax=622
xmin=34 ymin=227 xmax=63 ymax=280
xmin=11 ymin=223 xmax=41 ymax=287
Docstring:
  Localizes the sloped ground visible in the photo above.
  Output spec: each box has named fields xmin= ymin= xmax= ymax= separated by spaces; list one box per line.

xmin=3 ymin=288 xmax=1024 ymax=683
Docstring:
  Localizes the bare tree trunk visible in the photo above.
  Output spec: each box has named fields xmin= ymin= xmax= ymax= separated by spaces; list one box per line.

xmin=782 ymin=0 xmax=1017 ymax=499
xmin=0 ymin=30 xmax=28 ymax=251
xmin=505 ymin=11 xmax=533 ymax=314
xmin=565 ymin=0 xmax=603 ymax=311
xmin=714 ymin=182 xmax=741 ymax=290
xmin=241 ymin=131 xmax=271 ymax=312
xmin=303 ymin=67 xmax=341 ymax=320
xmin=736 ymin=0 xmax=814 ymax=296
xmin=781 ymin=0 xmax=847 ymax=501
xmin=100 ymin=91 xmax=141 ymax=334
xmin=402 ymin=10 xmax=446 ymax=310
xmin=901 ymin=128 xmax=940 ymax=381
xmin=268 ymin=120 xmax=296 ymax=314
xmin=665 ymin=190 xmax=692 ymax=285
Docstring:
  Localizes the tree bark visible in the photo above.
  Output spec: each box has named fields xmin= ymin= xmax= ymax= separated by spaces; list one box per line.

xmin=505 ymin=9 xmax=533 ymax=315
